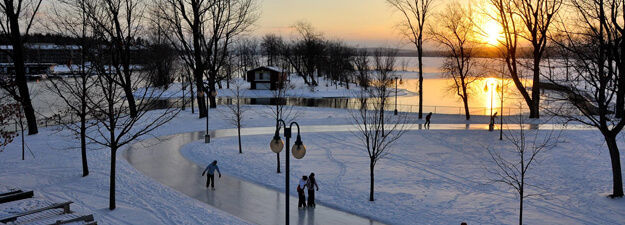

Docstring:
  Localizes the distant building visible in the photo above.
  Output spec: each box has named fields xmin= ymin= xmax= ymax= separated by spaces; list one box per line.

xmin=0 ymin=63 xmax=55 ymax=79
xmin=246 ymin=66 xmax=287 ymax=90
xmin=0 ymin=43 xmax=81 ymax=64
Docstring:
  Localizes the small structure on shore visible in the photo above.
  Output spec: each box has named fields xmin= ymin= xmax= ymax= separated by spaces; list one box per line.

xmin=246 ymin=66 xmax=287 ymax=90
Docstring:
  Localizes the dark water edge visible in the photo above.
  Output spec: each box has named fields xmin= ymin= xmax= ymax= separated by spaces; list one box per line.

xmin=149 ymin=97 xmax=358 ymax=111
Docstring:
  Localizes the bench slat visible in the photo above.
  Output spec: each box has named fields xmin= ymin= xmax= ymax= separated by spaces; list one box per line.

xmin=0 ymin=190 xmax=33 ymax=204
xmin=0 ymin=201 xmax=73 ymax=223
xmin=51 ymin=214 xmax=95 ymax=225
xmin=0 ymin=190 xmax=22 ymax=197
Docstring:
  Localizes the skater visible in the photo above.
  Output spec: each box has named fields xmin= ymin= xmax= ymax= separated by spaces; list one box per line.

xmin=201 ymin=160 xmax=221 ymax=190
xmin=489 ymin=112 xmax=498 ymax=131
xmin=297 ymin=175 xmax=308 ymax=209
xmin=424 ymin=112 xmax=432 ymax=128
xmin=307 ymin=173 xmax=319 ymax=208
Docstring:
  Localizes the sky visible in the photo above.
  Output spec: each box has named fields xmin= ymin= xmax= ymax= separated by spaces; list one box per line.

xmin=253 ymin=0 xmax=409 ymax=47
xmin=253 ymin=0 xmax=474 ymax=48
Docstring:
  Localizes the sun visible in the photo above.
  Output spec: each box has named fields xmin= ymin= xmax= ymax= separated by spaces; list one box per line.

xmin=482 ymin=20 xmax=503 ymax=45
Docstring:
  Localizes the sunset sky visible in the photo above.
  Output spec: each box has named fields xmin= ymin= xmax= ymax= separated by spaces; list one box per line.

xmin=254 ymin=0 xmax=409 ymax=47
xmin=253 ymin=0 xmax=474 ymax=48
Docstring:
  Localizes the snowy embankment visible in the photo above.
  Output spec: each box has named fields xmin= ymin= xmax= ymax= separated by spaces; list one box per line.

xmin=180 ymin=107 xmax=625 ymax=224
xmin=2 ymin=65 xmax=625 ymax=224
xmin=1 ymin=103 xmax=623 ymax=224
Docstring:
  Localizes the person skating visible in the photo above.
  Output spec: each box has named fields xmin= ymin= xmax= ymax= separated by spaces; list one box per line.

xmin=306 ymin=173 xmax=319 ymax=208
xmin=424 ymin=112 xmax=432 ymax=128
xmin=201 ymin=160 xmax=221 ymax=190
xmin=297 ymin=176 xmax=308 ymax=209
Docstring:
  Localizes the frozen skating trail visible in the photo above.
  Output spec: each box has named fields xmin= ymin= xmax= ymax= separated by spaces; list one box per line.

xmin=124 ymin=127 xmax=386 ymax=225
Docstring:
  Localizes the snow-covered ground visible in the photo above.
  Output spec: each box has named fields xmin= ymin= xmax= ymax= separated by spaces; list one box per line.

xmin=2 ymin=66 xmax=625 ymax=224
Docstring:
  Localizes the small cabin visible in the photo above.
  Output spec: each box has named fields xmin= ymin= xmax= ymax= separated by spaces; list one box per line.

xmin=246 ymin=66 xmax=287 ymax=90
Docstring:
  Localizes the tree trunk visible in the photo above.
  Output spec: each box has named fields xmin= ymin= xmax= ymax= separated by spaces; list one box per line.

xmin=418 ymin=45 xmax=424 ymax=119
xmin=461 ymin=82 xmax=470 ymax=120
xmin=616 ymin=40 xmax=625 ymax=118
xmin=208 ymin=73 xmax=217 ymax=109
xmin=237 ymin=125 xmax=242 ymax=154
xmin=7 ymin=5 xmax=37 ymax=135
xmin=81 ymin=115 xmax=88 ymax=177
xmin=109 ymin=147 xmax=117 ymax=210
xmin=196 ymin=76 xmax=207 ymax=118
xmin=369 ymin=159 xmax=375 ymax=201
xmin=530 ymin=56 xmax=541 ymax=118
xmin=605 ymin=135 xmax=624 ymax=197
xmin=463 ymin=96 xmax=470 ymax=120
xmin=122 ymin=83 xmax=137 ymax=118
xmin=519 ymin=180 xmax=524 ymax=225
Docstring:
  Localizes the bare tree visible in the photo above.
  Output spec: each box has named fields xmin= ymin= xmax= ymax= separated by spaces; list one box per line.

xmin=486 ymin=111 xmax=560 ymax=225
xmin=221 ymin=79 xmax=248 ymax=154
xmin=349 ymin=48 xmax=410 ymax=201
xmin=261 ymin=33 xmax=284 ymax=67
xmin=86 ymin=60 xmax=180 ymax=210
xmin=487 ymin=0 xmax=563 ymax=118
xmin=46 ymin=0 xmax=98 ymax=177
xmin=203 ymin=0 xmax=259 ymax=94
xmin=353 ymin=48 xmax=371 ymax=90
xmin=0 ymin=0 xmax=43 ymax=134
xmin=428 ymin=2 xmax=483 ymax=120
xmin=547 ymin=0 xmax=625 ymax=197
xmin=144 ymin=13 xmax=176 ymax=90
xmin=157 ymin=0 xmax=258 ymax=115
xmin=320 ymin=40 xmax=355 ymax=89
xmin=83 ymin=0 xmax=147 ymax=118
xmin=387 ymin=0 xmax=436 ymax=119
xmin=156 ymin=0 xmax=210 ymax=118
xmin=283 ymin=21 xmax=324 ymax=87
xmin=234 ymin=37 xmax=260 ymax=80
xmin=266 ymin=68 xmax=300 ymax=173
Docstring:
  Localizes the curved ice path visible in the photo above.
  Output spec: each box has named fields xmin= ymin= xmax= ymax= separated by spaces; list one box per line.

xmin=124 ymin=126 xmax=387 ymax=225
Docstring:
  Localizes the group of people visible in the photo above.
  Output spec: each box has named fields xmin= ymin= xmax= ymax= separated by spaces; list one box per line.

xmin=297 ymin=173 xmax=319 ymax=209
xmin=201 ymin=160 xmax=321 ymax=209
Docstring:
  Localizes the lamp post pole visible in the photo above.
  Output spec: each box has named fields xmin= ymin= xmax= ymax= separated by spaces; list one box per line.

xmin=205 ymin=90 xmax=217 ymax=143
xmin=270 ymin=120 xmax=306 ymax=225
xmin=500 ymin=77 xmax=504 ymax=140
xmin=490 ymin=82 xmax=494 ymax=131
xmin=394 ymin=77 xmax=398 ymax=115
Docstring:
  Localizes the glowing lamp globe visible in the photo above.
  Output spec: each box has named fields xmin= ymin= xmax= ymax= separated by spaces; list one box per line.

xmin=270 ymin=138 xmax=284 ymax=153
xmin=292 ymin=144 xmax=306 ymax=159
xmin=291 ymin=135 xmax=306 ymax=159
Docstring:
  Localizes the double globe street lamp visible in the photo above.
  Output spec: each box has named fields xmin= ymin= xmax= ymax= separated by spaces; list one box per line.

xmin=269 ymin=119 xmax=306 ymax=225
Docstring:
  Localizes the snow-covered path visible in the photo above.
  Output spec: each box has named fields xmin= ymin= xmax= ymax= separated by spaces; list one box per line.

xmin=125 ymin=130 xmax=385 ymax=225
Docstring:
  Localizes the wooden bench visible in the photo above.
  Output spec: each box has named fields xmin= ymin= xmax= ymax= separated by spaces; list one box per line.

xmin=0 ymin=201 xmax=73 ymax=223
xmin=50 ymin=214 xmax=96 ymax=225
xmin=0 ymin=190 xmax=33 ymax=204
xmin=0 ymin=190 xmax=22 ymax=197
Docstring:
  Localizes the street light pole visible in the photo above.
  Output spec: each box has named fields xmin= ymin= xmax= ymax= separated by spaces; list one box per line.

xmin=270 ymin=120 xmax=306 ymax=225
xmin=205 ymin=90 xmax=217 ymax=143
xmin=485 ymin=81 xmax=495 ymax=131
xmin=394 ymin=77 xmax=398 ymax=115
xmin=499 ymin=76 xmax=504 ymax=140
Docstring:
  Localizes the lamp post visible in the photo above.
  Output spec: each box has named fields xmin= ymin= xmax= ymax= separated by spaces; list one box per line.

xmin=394 ymin=76 xmax=399 ymax=115
xmin=499 ymin=77 xmax=504 ymax=140
xmin=205 ymin=90 xmax=217 ymax=143
xmin=269 ymin=120 xmax=306 ymax=225
xmin=484 ymin=80 xmax=495 ymax=131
